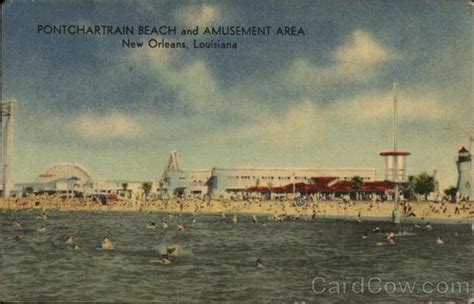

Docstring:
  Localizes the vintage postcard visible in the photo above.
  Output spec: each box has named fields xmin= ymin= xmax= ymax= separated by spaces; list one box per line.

xmin=0 ymin=0 xmax=473 ymax=303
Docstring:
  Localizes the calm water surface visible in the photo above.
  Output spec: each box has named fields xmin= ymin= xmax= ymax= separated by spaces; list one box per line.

xmin=0 ymin=209 xmax=472 ymax=303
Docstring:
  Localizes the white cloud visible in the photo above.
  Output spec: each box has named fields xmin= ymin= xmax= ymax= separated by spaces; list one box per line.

xmin=213 ymin=88 xmax=448 ymax=150
xmin=125 ymin=46 xmax=222 ymax=114
xmin=283 ymin=30 xmax=397 ymax=87
xmin=231 ymin=99 xmax=325 ymax=149
xmin=128 ymin=45 xmax=174 ymax=66
xmin=165 ymin=60 xmax=221 ymax=112
xmin=175 ymin=4 xmax=220 ymax=26
xmin=70 ymin=112 xmax=142 ymax=140
xmin=334 ymin=30 xmax=392 ymax=66
xmin=327 ymin=90 xmax=445 ymax=122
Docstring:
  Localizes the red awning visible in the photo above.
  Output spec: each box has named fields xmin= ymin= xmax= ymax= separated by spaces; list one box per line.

xmin=328 ymin=180 xmax=353 ymax=191
xmin=359 ymin=180 xmax=395 ymax=191
xmin=247 ymin=185 xmax=269 ymax=192
xmin=248 ymin=178 xmax=395 ymax=193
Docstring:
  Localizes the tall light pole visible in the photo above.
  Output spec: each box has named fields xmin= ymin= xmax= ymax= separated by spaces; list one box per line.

xmin=1 ymin=101 xmax=16 ymax=197
xmin=392 ymin=84 xmax=400 ymax=224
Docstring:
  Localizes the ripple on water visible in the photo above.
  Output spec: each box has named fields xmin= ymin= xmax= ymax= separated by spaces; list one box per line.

xmin=0 ymin=209 xmax=472 ymax=302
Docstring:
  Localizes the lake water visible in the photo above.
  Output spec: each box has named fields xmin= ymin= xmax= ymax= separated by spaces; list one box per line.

xmin=1 ymin=209 xmax=472 ymax=303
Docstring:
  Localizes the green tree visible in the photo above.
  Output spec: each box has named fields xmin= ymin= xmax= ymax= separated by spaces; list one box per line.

xmin=351 ymin=176 xmax=363 ymax=200
xmin=25 ymin=186 xmax=34 ymax=194
xmin=444 ymin=186 xmax=457 ymax=200
xmin=412 ymin=172 xmax=435 ymax=200
xmin=407 ymin=175 xmax=416 ymax=196
xmin=351 ymin=176 xmax=364 ymax=190
xmin=121 ymin=183 xmax=128 ymax=191
xmin=142 ymin=182 xmax=153 ymax=198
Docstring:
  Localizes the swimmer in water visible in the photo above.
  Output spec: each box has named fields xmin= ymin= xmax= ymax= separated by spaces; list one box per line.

xmin=65 ymin=235 xmax=74 ymax=245
xmin=424 ymin=223 xmax=433 ymax=231
xmin=362 ymin=232 xmax=368 ymax=239
xmin=161 ymin=254 xmax=172 ymax=264
xmin=146 ymin=222 xmax=157 ymax=229
xmin=256 ymin=258 xmax=264 ymax=268
xmin=153 ymin=254 xmax=171 ymax=264
xmin=221 ymin=212 xmax=226 ymax=219
xmin=385 ymin=230 xmax=396 ymax=244
xmin=102 ymin=237 xmax=113 ymax=250
xmin=37 ymin=225 xmax=47 ymax=233
xmin=167 ymin=245 xmax=180 ymax=255
xmin=73 ymin=244 xmax=80 ymax=250
xmin=372 ymin=227 xmax=382 ymax=233
xmin=178 ymin=223 xmax=186 ymax=231
xmin=35 ymin=211 xmax=47 ymax=220
xmin=14 ymin=220 xmax=22 ymax=228
xmin=436 ymin=236 xmax=444 ymax=245
xmin=357 ymin=211 xmax=362 ymax=223
xmin=162 ymin=221 xmax=169 ymax=229
xmin=192 ymin=216 xmax=197 ymax=223
xmin=232 ymin=214 xmax=238 ymax=224
xmin=252 ymin=215 xmax=258 ymax=224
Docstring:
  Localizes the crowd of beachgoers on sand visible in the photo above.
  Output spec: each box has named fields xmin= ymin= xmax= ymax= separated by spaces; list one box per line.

xmin=0 ymin=191 xmax=472 ymax=221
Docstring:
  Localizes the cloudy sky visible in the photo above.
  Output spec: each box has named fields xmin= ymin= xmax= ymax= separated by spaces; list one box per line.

xmin=3 ymin=0 xmax=472 ymax=189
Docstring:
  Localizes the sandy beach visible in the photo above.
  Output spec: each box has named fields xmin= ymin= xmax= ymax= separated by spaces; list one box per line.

xmin=0 ymin=196 xmax=471 ymax=223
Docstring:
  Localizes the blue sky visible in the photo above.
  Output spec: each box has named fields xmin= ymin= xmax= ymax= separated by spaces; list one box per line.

xmin=3 ymin=0 xmax=472 ymax=189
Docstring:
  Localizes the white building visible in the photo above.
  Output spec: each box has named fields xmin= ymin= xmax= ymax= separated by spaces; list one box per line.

xmin=159 ymin=151 xmax=377 ymax=197
xmin=161 ymin=169 xmax=211 ymax=196
xmin=15 ymin=162 xmax=144 ymax=197
xmin=209 ymin=167 xmax=376 ymax=196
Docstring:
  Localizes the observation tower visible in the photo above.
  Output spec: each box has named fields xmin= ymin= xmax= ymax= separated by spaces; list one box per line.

xmin=379 ymin=84 xmax=410 ymax=224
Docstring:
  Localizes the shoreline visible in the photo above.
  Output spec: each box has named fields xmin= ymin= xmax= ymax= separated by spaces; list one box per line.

xmin=1 ymin=198 xmax=471 ymax=225
xmin=1 ymin=207 xmax=470 ymax=225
